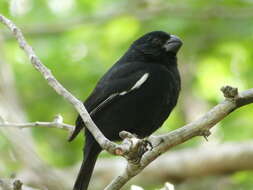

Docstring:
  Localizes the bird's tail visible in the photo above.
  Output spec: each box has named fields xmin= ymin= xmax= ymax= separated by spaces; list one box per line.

xmin=73 ymin=138 xmax=101 ymax=190
xmin=68 ymin=115 xmax=84 ymax=141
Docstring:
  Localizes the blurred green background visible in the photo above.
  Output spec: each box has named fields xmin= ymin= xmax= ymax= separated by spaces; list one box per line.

xmin=0 ymin=0 xmax=253 ymax=189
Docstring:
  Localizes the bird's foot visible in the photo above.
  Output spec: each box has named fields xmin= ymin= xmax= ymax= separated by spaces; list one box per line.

xmin=139 ymin=139 xmax=153 ymax=154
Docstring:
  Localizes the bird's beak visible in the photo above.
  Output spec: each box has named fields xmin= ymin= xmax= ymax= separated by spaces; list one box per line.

xmin=163 ymin=35 xmax=183 ymax=53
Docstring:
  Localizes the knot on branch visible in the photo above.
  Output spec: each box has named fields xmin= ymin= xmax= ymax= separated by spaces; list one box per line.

xmin=115 ymin=131 xmax=152 ymax=164
xmin=53 ymin=114 xmax=63 ymax=125
xmin=221 ymin=86 xmax=238 ymax=99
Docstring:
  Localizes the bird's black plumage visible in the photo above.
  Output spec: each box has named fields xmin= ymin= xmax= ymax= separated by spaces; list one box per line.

xmin=69 ymin=31 xmax=182 ymax=190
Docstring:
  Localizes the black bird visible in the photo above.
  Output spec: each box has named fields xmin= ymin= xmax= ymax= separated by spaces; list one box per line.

xmin=69 ymin=31 xmax=182 ymax=190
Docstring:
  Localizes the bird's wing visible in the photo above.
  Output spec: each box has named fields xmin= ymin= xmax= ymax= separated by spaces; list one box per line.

xmin=68 ymin=63 xmax=149 ymax=141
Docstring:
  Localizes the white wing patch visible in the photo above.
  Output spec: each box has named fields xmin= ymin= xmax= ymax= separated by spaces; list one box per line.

xmin=119 ymin=73 xmax=149 ymax=96
xmin=90 ymin=73 xmax=149 ymax=116
xmin=131 ymin=73 xmax=149 ymax=90
xmin=90 ymin=93 xmax=118 ymax=116
xmin=119 ymin=91 xmax=127 ymax=95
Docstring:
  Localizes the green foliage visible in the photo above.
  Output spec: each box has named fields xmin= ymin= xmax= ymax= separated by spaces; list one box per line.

xmin=233 ymin=171 xmax=253 ymax=189
xmin=1 ymin=0 xmax=253 ymax=187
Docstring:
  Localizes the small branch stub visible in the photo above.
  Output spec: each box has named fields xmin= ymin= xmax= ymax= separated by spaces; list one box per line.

xmin=117 ymin=131 xmax=152 ymax=164
xmin=201 ymin=130 xmax=211 ymax=141
xmin=53 ymin=114 xmax=63 ymax=125
xmin=13 ymin=180 xmax=22 ymax=190
xmin=114 ymin=131 xmax=139 ymax=156
xmin=221 ymin=85 xmax=238 ymax=99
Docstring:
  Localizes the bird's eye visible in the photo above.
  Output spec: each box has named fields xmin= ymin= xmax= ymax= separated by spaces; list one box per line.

xmin=152 ymin=38 xmax=162 ymax=46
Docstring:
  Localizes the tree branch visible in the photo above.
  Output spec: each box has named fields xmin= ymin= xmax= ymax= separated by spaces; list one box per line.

xmin=0 ymin=115 xmax=74 ymax=132
xmin=1 ymin=14 xmax=253 ymax=190
xmin=91 ymin=141 xmax=253 ymax=187
xmin=104 ymin=86 xmax=253 ymax=189
xmin=0 ymin=36 xmax=68 ymax=190
xmin=0 ymin=14 xmax=141 ymax=158
xmin=0 ymin=179 xmax=40 ymax=190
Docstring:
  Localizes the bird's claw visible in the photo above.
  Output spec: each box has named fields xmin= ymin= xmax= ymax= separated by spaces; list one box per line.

xmin=120 ymin=134 xmax=153 ymax=164
xmin=138 ymin=139 xmax=152 ymax=156
xmin=136 ymin=139 xmax=153 ymax=161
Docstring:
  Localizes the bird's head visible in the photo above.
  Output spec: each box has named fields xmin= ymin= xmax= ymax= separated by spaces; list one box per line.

xmin=132 ymin=31 xmax=182 ymax=58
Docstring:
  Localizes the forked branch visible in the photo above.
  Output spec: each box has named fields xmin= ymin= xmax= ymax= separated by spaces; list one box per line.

xmin=1 ymin=14 xmax=253 ymax=190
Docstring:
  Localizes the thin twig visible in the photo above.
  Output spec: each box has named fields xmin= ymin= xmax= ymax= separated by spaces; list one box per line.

xmin=0 ymin=14 xmax=132 ymax=156
xmin=2 ymin=14 xmax=253 ymax=190
xmin=0 ymin=121 xmax=74 ymax=131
